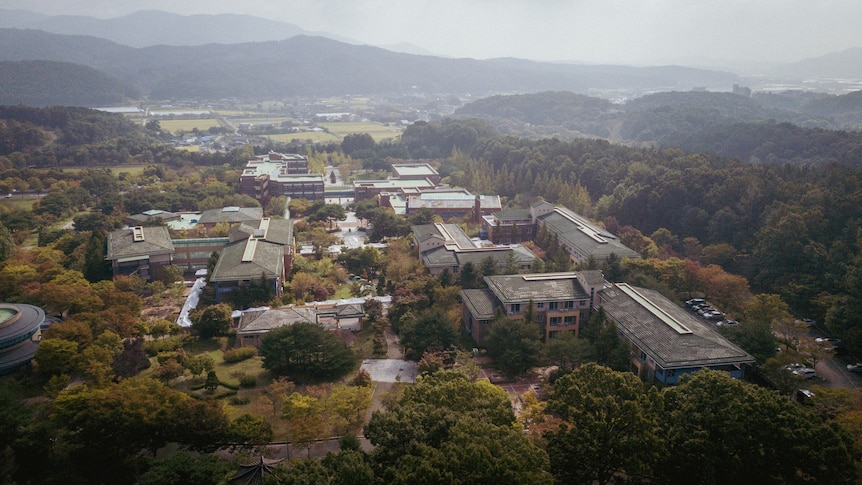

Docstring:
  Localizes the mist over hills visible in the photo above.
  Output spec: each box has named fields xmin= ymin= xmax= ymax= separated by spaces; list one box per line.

xmin=0 ymin=9 xmax=860 ymax=108
xmin=0 ymin=28 xmax=740 ymax=103
xmin=0 ymin=9 xmax=351 ymax=48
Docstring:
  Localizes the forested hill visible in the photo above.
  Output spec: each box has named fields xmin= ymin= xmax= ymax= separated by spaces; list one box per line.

xmin=0 ymin=105 xmax=242 ymax=169
xmin=0 ymin=28 xmax=738 ymax=101
xmin=454 ymin=91 xmax=621 ymax=139
xmin=454 ymin=90 xmax=862 ymax=164
xmin=0 ymin=60 xmax=139 ymax=107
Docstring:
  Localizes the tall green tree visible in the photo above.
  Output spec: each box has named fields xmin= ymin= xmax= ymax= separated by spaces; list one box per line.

xmin=484 ymin=315 xmax=542 ymax=378
xmin=658 ymin=370 xmax=856 ymax=484
xmin=364 ymin=370 xmax=553 ymax=484
xmin=190 ymin=303 xmax=233 ymax=339
xmin=544 ymin=363 xmax=663 ymax=485
xmin=398 ymin=309 xmax=459 ymax=359
xmin=260 ymin=322 xmax=358 ymax=383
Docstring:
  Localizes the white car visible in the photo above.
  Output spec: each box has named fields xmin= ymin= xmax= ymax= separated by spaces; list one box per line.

xmin=792 ymin=368 xmax=818 ymax=379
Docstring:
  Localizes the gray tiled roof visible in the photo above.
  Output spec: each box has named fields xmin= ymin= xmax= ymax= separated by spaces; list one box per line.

xmin=599 ymin=284 xmax=755 ymax=369
xmin=421 ymin=245 xmax=459 ymax=267
xmin=492 ymin=209 xmax=532 ymax=222
xmin=579 ymin=269 xmax=608 ymax=288
xmin=484 ymin=272 xmax=590 ymax=303
xmin=230 ymin=218 xmax=294 ymax=246
xmin=412 ymin=224 xmax=445 ymax=243
xmin=198 ymin=206 xmax=263 ymax=225
xmin=538 ymin=207 xmax=639 ymax=261
xmin=412 ymin=223 xmax=475 ymax=249
xmin=455 ymin=247 xmax=536 ymax=267
xmin=106 ymin=226 xmax=174 ymax=260
xmin=210 ymin=238 xmax=283 ymax=282
xmin=238 ymin=307 xmax=317 ymax=333
xmin=461 ymin=289 xmax=499 ymax=320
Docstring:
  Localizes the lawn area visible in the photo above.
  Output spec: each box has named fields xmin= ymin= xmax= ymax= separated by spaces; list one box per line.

xmin=158 ymin=118 xmax=222 ymax=133
xmin=319 ymin=121 xmax=403 ymax=142
xmin=0 ymin=198 xmax=37 ymax=211
xmin=58 ymin=164 xmax=150 ymax=177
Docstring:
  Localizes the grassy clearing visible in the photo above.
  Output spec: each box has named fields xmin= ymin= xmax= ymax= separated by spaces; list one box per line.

xmin=0 ymin=198 xmax=37 ymax=211
xmin=57 ymin=164 xmax=150 ymax=177
xmin=158 ymin=119 xmax=222 ymax=133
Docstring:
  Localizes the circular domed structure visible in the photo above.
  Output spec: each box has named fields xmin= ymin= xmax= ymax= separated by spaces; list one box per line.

xmin=0 ymin=303 xmax=45 ymax=374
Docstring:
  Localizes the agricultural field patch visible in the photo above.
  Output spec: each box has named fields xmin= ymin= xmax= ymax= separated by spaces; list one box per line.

xmin=319 ymin=121 xmax=403 ymax=142
xmin=263 ymin=132 xmax=340 ymax=143
xmin=158 ymin=118 xmax=222 ymax=133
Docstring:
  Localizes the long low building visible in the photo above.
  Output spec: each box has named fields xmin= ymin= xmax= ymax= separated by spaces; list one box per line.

xmin=532 ymin=200 xmax=640 ymax=263
xmin=598 ymin=283 xmax=755 ymax=384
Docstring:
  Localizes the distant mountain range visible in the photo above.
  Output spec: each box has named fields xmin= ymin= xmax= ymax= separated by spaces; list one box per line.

xmin=0 ymin=28 xmax=740 ymax=104
xmin=0 ymin=9 xmax=860 ymax=107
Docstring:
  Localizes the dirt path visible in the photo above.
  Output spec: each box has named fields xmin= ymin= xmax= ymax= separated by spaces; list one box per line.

xmin=384 ymin=328 xmax=403 ymax=359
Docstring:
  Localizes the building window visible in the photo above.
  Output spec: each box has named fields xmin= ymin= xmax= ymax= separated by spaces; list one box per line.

xmin=564 ymin=316 xmax=575 ymax=325
xmin=564 ymin=300 xmax=574 ymax=309
xmin=536 ymin=302 xmax=544 ymax=309
xmin=548 ymin=301 xmax=558 ymax=311
xmin=510 ymin=303 xmax=521 ymax=314
xmin=549 ymin=317 xmax=562 ymax=326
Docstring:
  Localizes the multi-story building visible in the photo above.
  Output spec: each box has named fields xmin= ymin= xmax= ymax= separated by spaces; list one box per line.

xmin=598 ymin=283 xmax=755 ymax=384
xmin=406 ymin=189 xmax=502 ymax=221
xmin=106 ymin=226 xmax=175 ymax=282
xmin=391 ymin=163 xmax=441 ymax=185
xmin=239 ymin=152 xmax=324 ymax=202
xmin=481 ymin=209 xmax=535 ymax=244
xmin=353 ymin=178 xmax=437 ymax=201
xmin=461 ymin=271 xmax=605 ymax=345
xmin=0 ymin=303 xmax=46 ymax=374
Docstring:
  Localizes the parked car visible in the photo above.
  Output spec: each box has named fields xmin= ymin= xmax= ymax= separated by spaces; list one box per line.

xmin=785 ymin=363 xmax=807 ymax=372
xmin=716 ymin=319 xmax=739 ymax=327
xmin=686 ymin=298 xmax=706 ymax=307
xmin=846 ymin=363 xmax=862 ymax=373
xmin=815 ymin=337 xmax=841 ymax=346
xmin=792 ymin=368 xmax=818 ymax=379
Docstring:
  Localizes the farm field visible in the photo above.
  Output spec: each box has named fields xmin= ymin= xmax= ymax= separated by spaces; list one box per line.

xmin=263 ymin=132 xmax=341 ymax=143
xmin=158 ymin=118 xmax=222 ymax=133
xmin=319 ymin=122 xmax=403 ymax=142
xmin=231 ymin=117 xmax=296 ymax=125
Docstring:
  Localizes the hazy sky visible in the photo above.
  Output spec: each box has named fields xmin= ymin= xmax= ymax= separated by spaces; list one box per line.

xmin=2 ymin=0 xmax=861 ymax=67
